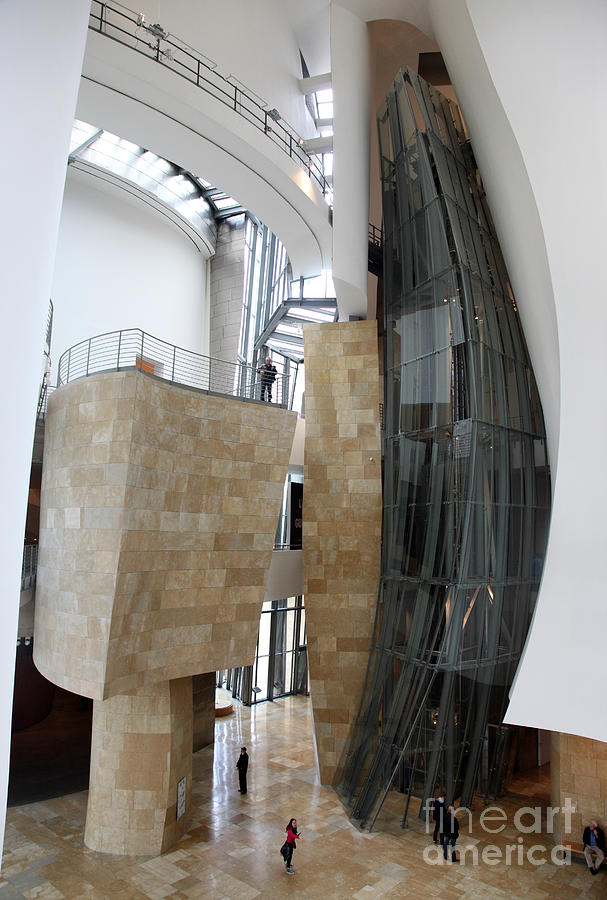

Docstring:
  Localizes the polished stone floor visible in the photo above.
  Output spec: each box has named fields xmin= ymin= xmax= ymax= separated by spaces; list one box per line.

xmin=1 ymin=696 xmax=605 ymax=898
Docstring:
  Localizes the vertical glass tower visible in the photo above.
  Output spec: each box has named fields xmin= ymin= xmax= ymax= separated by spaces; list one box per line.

xmin=339 ymin=70 xmax=551 ymax=828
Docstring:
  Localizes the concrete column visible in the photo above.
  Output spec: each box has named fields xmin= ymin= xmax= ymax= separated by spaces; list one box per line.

xmin=209 ymin=219 xmax=246 ymax=365
xmin=302 ymin=320 xmax=382 ymax=783
xmin=85 ymin=677 xmax=193 ymax=855
xmin=0 ymin=0 xmax=89 ymax=856
xmin=330 ymin=3 xmax=371 ymax=320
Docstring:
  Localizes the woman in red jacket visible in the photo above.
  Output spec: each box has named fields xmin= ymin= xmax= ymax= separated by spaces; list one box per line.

xmin=284 ymin=817 xmax=302 ymax=874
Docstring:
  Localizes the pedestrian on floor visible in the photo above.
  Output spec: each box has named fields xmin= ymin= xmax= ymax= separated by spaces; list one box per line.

xmin=236 ymin=746 xmax=248 ymax=794
xmin=283 ymin=817 xmax=302 ymax=874
xmin=583 ymin=819 xmax=605 ymax=874
xmin=442 ymin=805 xmax=459 ymax=863
xmin=432 ymin=789 xmax=446 ymax=844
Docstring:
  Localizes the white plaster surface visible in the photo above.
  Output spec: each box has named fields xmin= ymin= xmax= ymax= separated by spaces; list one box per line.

xmin=0 ymin=0 xmax=90 ymax=863
xmin=51 ymin=172 xmax=207 ymax=380
xmin=455 ymin=0 xmax=607 ymax=742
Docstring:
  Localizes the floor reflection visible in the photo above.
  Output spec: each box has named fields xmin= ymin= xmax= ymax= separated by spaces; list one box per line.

xmin=2 ymin=695 xmax=604 ymax=898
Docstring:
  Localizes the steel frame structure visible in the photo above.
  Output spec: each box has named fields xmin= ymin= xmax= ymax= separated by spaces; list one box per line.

xmin=339 ymin=70 xmax=551 ymax=829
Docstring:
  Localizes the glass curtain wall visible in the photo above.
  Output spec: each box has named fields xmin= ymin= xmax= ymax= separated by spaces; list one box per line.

xmin=237 ymin=216 xmax=298 ymax=404
xmin=339 ymin=69 xmax=551 ymax=829
xmin=219 ymin=596 xmax=308 ymax=705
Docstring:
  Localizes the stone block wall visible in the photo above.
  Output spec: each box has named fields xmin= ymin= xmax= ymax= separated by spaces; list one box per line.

xmin=551 ymin=731 xmax=607 ymax=846
xmin=209 ymin=218 xmax=245 ymax=365
xmin=35 ymin=370 xmax=297 ymax=699
xmin=302 ymin=320 xmax=382 ymax=784
xmin=84 ymin=677 xmax=192 ymax=855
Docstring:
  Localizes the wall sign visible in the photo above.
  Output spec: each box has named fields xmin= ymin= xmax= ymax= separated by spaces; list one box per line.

xmin=176 ymin=775 xmax=186 ymax=819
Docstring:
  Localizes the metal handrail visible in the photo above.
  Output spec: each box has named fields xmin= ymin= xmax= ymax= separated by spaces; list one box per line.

xmin=21 ymin=544 xmax=38 ymax=592
xmin=57 ymin=329 xmax=291 ymax=408
xmin=36 ymin=380 xmax=55 ymax=423
xmin=369 ymin=223 xmax=383 ymax=247
xmin=88 ymin=1 xmax=330 ymax=198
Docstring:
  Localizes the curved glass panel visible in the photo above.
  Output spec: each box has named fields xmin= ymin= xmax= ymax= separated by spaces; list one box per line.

xmin=339 ymin=70 xmax=551 ymax=828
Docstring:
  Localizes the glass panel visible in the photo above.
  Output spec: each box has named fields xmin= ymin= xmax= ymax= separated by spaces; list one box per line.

xmin=342 ymin=68 xmax=551 ymax=827
xmin=254 ymin=655 xmax=269 ymax=702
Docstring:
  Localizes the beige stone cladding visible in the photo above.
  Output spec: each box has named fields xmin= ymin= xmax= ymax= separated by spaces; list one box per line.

xmin=551 ymin=731 xmax=607 ymax=847
xmin=35 ymin=371 xmax=297 ymax=699
xmin=84 ymin=677 xmax=192 ymax=855
xmin=302 ymin=320 xmax=382 ymax=784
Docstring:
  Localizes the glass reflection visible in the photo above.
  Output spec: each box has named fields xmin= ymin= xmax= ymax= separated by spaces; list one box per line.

xmin=339 ymin=69 xmax=551 ymax=829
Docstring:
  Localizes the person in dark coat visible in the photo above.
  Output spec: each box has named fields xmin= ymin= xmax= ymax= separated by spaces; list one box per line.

xmin=236 ymin=746 xmax=249 ymax=794
xmin=583 ymin=820 xmax=606 ymax=874
xmin=433 ymin=790 xmax=446 ymax=844
xmin=257 ymin=356 xmax=277 ymax=402
xmin=442 ymin=805 xmax=459 ymax=862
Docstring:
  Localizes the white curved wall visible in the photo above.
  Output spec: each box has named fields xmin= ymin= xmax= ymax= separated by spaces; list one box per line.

xmin=80 ymin=4 xmax=332 ymax=276
xmin=51 ymin=171 xmax=207 ymax=378
xmin=139 ymin=0 xmax=317 ymax=140
xmin=331 ymin=3 xmax=371 ymax=319
xmin=0 ymin=0 xmax=90 ymax=863
xmin=452 ymin=0 xmax=607 ymax=743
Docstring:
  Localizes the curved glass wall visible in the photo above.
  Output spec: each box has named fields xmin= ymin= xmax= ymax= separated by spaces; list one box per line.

xmin=339 ymin=70 xmax=551 ymax=828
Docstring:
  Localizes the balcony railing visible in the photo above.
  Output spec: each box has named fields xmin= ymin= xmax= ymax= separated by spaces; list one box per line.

xmin=21 ymin=544 xmax=38 ymax=592
xmin=57 ymin=329 xmax=291 ymax=408
xmin=89 ymin=1 xmax=330 ymax=198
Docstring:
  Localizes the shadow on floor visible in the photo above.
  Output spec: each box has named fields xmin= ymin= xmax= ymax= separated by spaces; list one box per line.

xmin=8 ymin=687 xmax=92 ymax=807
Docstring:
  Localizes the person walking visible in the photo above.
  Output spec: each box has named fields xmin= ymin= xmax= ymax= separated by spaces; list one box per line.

xmin=284 ymin=817 xmax=302 ymax=874
xmin=432 ymin=789 xmax=446 ymax=844
xmin=442 ymin=805 xmax=459 ymax=863
xmin=236 ymin=746 xmax=248 ymax=794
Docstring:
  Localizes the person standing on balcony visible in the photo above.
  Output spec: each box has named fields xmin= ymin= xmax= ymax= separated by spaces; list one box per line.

xmin=258 ymin=356 xmax=277 ymax=402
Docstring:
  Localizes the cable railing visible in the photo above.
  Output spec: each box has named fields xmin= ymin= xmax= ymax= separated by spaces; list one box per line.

xmin=88 ymin=1 xmax=330 ymax=199
xmin=57 ymin=329 xmax=291 ymax=408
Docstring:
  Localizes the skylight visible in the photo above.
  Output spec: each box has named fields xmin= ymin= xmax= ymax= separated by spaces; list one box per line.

xmin=68 ymin=120 xmax=246 ymax=235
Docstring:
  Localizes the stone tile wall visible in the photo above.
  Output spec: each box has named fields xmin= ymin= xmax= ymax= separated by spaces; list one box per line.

xmin=35 ymin=371 xmax=297 ymax=699
xmin=302 ymin=320 xmax=382 ymax=784
xmin=209 ymin=219 xmax=245 ymax=365
xmin=84 ymin=677 xmax=192 ymax=855
xmin=551 ymin=731 xmax=607 ymax=846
